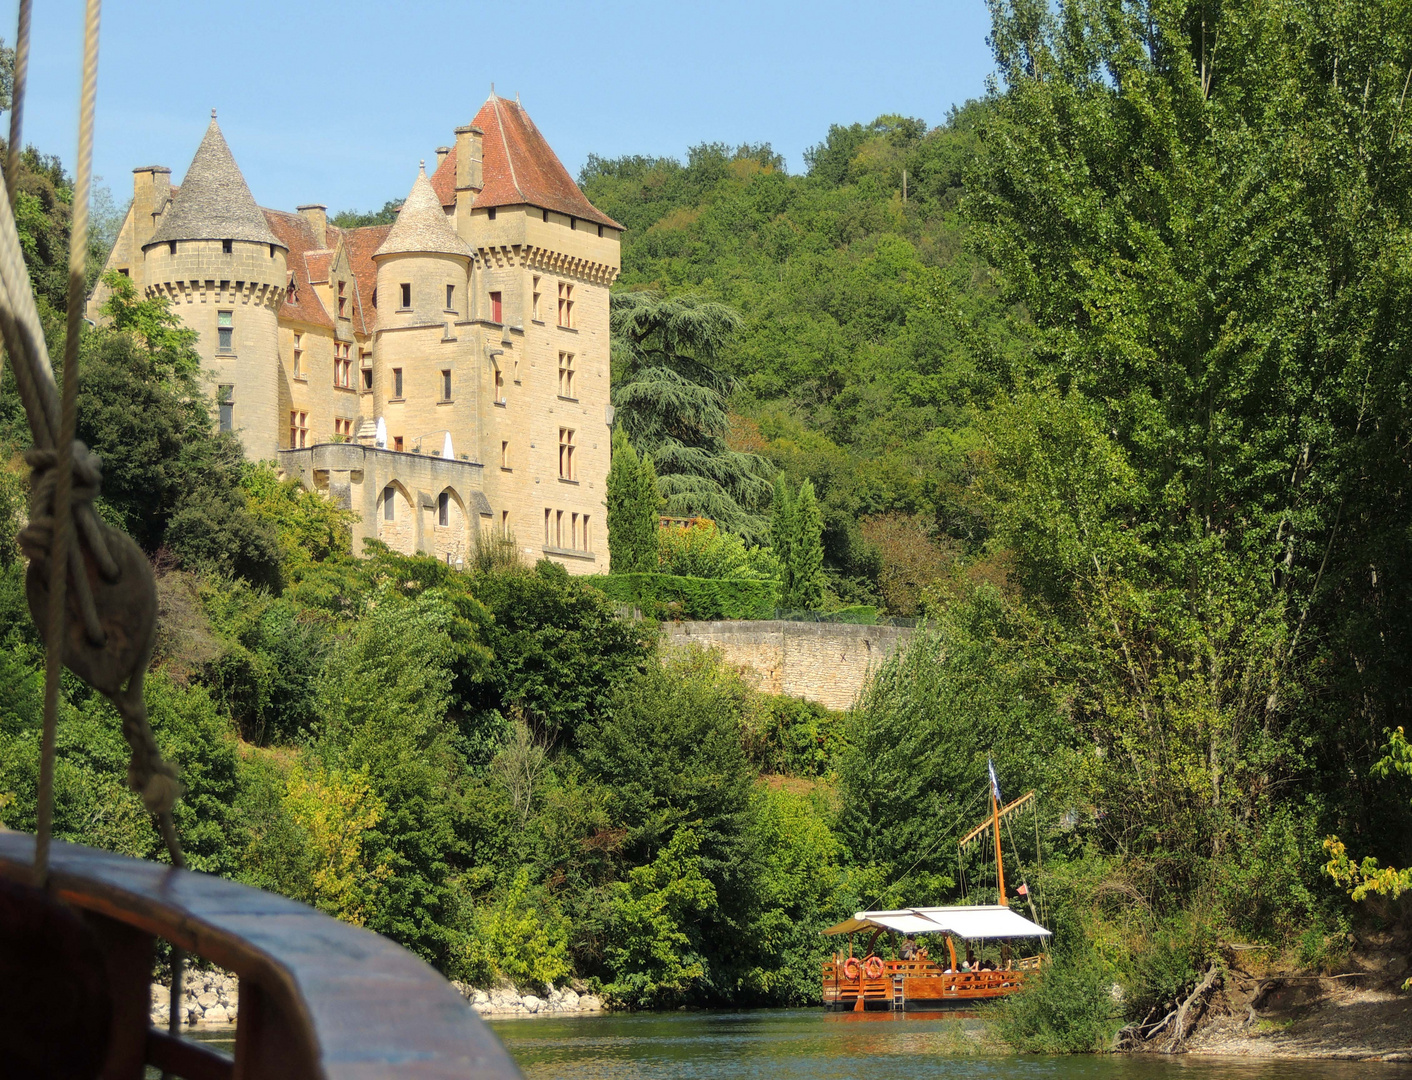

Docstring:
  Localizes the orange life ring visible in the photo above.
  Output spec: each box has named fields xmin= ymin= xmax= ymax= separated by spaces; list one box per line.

xmin=843 ymin=956 xmax=861 ymax=980
xmin=863 ymin=955 xmax=885 ymax=979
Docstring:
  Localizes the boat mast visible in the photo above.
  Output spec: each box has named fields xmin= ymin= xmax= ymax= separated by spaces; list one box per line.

xmin=991 ymin=771 xmax=1007 ymax=903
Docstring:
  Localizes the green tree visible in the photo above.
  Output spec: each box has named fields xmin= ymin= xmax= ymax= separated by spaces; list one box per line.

xmin=788 ymin=479 xmax=825 ymax=608
xmin=606 ymin=426 xmax=659 ymax=572
xmin=770 ymin=475 xmax=794 ymax=599
xmin=610 ymin=292 xmax=773 ymax=539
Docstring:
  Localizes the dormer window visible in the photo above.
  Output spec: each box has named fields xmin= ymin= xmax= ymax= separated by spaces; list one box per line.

xmin=400 ymin=283 xmax=411 ymax=309
xmin=222 ymin=239 xmax=233 ymax=254
xmin=337 ymin=280 xmax=347 ymax=318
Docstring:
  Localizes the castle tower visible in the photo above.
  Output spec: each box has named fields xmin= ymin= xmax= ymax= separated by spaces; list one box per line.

xmin=371 ymin=165 xmax=476 ymax=460
xmin=141 ymin=113 xmax=288 ymax=457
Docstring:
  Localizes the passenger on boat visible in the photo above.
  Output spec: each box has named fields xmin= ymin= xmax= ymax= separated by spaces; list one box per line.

xmin=898 ymin=935 xmax=918 ymax=960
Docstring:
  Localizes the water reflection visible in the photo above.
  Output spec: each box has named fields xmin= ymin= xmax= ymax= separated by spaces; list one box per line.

xmin=489 ymin=1009 xmax=1412 ymax=1080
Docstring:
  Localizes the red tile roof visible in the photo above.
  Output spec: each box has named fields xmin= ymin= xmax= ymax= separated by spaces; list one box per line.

xmin=264 ymin=209 xmax=332 ymax=329
xmin=304 ymin=250 xmax=332 ymax=283
xmin=331 ymin=223 xmax=391 ymax=334
xmin=431 ymin=96 xmax=622 ymax=230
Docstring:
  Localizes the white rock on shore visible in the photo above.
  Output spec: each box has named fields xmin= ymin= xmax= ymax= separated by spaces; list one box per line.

xmin=451 ymin=980 xmax=605 ymax=1018
xmin=149 ymin=965 xmax=606 ymax=1026
xmin=149 ymin=966 xmax=239 ymax=1027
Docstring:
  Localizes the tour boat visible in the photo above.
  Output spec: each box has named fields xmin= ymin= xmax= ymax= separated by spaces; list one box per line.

xmin=821 ymin=766 xmax=1051 ymax=1012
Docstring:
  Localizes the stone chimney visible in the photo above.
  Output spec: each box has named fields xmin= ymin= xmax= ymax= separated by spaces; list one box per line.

xmin=435 ymin=146 xmax=451 ymax=169
xmin=454 ymin=125 xmax=483 ymax=192
xmin=131 ymin=166 xmax=171 ymax=249
xmin=297 ymin=204 xmax=328 ymax=248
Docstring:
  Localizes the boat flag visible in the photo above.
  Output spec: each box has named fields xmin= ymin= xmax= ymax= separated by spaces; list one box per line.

xmin=988 ymin=757 xmax=1002 ymax=803
xmin=1017 ymin=883 xmax=1028 ymax=896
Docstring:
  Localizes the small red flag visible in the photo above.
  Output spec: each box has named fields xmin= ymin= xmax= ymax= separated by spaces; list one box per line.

xmin=1016 ymin=884 xmax=1028 ymax=896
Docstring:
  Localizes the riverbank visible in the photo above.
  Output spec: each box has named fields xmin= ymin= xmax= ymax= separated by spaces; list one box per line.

xmin=148 ymin=965 xmax=605 ymax=1026
xmin=452 ymin=981 xmax=606 ymax=1018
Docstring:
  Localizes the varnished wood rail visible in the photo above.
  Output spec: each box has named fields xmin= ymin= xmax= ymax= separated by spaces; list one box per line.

xmin=0 ymin=831 xmax=523 ymax=1079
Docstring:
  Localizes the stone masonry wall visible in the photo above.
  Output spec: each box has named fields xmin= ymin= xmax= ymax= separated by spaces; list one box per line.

xmin=662 ymin=620 xmax=912 ymax=711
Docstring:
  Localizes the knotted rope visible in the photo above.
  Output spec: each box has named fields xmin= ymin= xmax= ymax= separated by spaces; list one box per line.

xmin=0 ymin=0 xmax=185 ymax=876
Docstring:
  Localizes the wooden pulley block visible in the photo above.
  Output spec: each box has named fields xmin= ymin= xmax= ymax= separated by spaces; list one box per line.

xmin=25 ymin=523 xmax=156 ymax=697
xmin=0 ymin=876 xmax=112 ymax=1080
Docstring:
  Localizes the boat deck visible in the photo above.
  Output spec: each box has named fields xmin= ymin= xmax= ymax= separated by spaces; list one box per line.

xmin=821 ymin=956 xmax=1041 ymax=1011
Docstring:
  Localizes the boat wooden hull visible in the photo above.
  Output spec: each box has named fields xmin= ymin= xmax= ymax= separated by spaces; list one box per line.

xmin=821 ymin=957 xmax=1039 ymax=1012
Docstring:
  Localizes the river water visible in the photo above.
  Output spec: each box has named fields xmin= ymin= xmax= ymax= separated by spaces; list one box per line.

xmin=487 ymin=1009 xmax=1412 ymax=1080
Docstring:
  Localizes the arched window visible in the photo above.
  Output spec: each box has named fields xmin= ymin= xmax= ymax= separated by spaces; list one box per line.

xmin=383 ymin=486 xmax=396 ymax=521
xmin=438 ymin=491 xmax=450 ymax=527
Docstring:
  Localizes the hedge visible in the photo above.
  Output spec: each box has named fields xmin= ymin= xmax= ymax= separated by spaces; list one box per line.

xmin=586 ymin=573 xmax=779 ymax=621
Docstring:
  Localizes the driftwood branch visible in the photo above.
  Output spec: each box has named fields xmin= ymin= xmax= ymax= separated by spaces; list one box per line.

xmin=1113 ymin=965 xmax=1223 ymax=1053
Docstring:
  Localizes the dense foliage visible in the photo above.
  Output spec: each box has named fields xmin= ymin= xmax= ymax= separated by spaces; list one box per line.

xmin=3 ymin=0 xmax=1412 ymax=1048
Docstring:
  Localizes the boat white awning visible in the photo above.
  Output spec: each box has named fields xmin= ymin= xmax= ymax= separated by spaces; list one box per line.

xmin=821 ymin=905 xmax=1051 ymax=940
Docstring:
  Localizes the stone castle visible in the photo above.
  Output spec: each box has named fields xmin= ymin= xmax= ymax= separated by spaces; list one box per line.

xmin=89 ymin=95 xmax=621 ymax=573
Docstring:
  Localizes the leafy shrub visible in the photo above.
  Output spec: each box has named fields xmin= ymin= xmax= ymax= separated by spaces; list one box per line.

xmin=742 ymin=695 xmax=844 ymax=777
xmin=657 ymin=517 xmax=778 ymax=579
xmin=587 ymin=572 xmax=779 ymax=620
xmin=995 ymin=945 xmax=1117 ymax=1053
xmin=461 ymin=867 xmax=571 ymax=991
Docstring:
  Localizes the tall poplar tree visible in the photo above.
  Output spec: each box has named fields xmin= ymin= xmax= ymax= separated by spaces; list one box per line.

xmin=770 ymin=475 xmax=795 ymax=603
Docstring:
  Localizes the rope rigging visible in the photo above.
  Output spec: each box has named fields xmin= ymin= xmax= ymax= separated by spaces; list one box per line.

xmin=0 ymin=0 xmax=184 ymax=881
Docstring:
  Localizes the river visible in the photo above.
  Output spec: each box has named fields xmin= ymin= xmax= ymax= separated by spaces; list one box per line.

xmin=161 ymin=1009 xmax=1412 ymax=1078
xmin=486 ymin=1009 xmax=1412 ymax=1080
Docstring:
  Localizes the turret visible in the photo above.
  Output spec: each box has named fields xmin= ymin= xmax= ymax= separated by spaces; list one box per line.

xmin=141 ymin=112 xmax=288 ymax=457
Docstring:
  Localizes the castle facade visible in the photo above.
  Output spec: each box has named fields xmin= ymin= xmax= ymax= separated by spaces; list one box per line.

xmin=90 ymin=96 xmax=621 ymax=573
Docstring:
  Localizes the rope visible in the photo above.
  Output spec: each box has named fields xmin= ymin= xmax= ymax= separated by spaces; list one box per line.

xmin=5 ymin=0 xmax=29 ymax=198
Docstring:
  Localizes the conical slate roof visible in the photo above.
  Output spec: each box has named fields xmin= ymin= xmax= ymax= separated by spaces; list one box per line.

xmin=149 ymin=114 xmax=282 ymax=248
xmin=374 ymin=165 xmax=474 ymax=259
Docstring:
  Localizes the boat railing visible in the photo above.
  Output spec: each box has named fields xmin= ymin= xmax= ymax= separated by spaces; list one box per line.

xmin=0 ymin=831 xmax=523 ymax=1079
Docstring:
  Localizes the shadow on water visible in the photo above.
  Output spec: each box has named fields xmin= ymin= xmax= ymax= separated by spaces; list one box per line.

xmin=487 ymin=1009 xmax=1412 ymax=1080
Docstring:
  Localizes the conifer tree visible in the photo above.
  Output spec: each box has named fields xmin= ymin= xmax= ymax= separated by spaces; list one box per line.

xmin=607 ymin=427 xmax=642 ymax=572
xmin=790 ymin=479 xmax=825 ymax=609
xmin=770 ymin=475 xmax=795 ymax=604
xmin=636 ymin=450 xmax=664 ymax=571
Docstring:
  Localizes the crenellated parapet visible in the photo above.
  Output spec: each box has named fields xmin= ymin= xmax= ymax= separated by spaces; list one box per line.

xmin=145 ymin=277 xmax=285 ymax=312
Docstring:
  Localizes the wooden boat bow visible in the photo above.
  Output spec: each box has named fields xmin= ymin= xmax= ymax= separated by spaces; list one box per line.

xmin=0 ymin=830 xmax=523 ymax=1079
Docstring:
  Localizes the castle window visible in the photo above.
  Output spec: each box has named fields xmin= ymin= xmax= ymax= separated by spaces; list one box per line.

xmin=532 ymin=276 xmax=541 ymax=321
xmin=168 ymin=241 xmax=177 ymax=255
xmin=217 ymin=310 xmax=233 ymax=353
xmin=557 ymin=283 xmax=573 ymax=328
xmin=501 ymin=440 xmax=510 ymax=469
xmin=441 ymin=369 xmax=452 ymax=401
xmin=555 ymin=509 xmax=564 ymax=547
xmin=269 ymin=243 xmax=276 ymax=258
xmin=217 ymin=385 xmax=234 ymax=433
xmin=446 ymin=284 xmax=455 ymax=311
xmin=558 ymin=352 xmax=575 ymax=398
xmin=569 ymin=217 xmax=576 ymax=231
xmin=438 ymin=492 xmax=450 ymax=527
xmin=392 ymin=368 xmax=403 ymax=399
xmin=542 ymin=209 xmax=549 ymax=223
xmin=490 ymin=291 xmax=502 ymax=323
xmin=222 ymin=239 xmax=233 ymax=254
xmin=337 ymin=280 xmax=347 ymax=318
xmin=289 ymin=410 xmax=307 ymax=448
xmin=393 ymin=435 xmax=404 ymax=452
xmin=334 ymin=417 xmax=353 ymax=439
xmin=502 ymin=510 xmax=510 ymax=537
xmin=558 ymin=427 xmax=576 ymax=481
xmin=383 ymin=487 xmax=396 ymax=521
xmin=597 ymin=224 xmax=604 ymax=238
xmin=494 ymin=366 xmax=505 ymax=403
xmin=583 ymin=515 xmax=591 ymax=551
xmin=571 ymin=513 xmax=580 ymax=550
xmin=361 ymin=366 xmax=373 ymax=391
xmin=335 ymin=343 xmax=352 ymax=388
xmin=292 ymin=332 xmax=303 ymax=378
xmin=487 ymin=207 xmax=497 ymax=221
xmin=544 ymin=508 xmax=552 ymax=546
xmin=399 ymin=283 xmax=411 ymax=309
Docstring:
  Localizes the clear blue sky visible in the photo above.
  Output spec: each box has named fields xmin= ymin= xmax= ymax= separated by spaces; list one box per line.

xmin=3 ymin=0 xmax=995 ymax=215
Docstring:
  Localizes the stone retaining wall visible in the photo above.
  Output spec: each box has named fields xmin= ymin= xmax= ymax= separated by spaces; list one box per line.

xmin=452 ymin=981 xmax=605 ymax=1017
xmin=663 ymin=620 xmax=912 ymax=711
